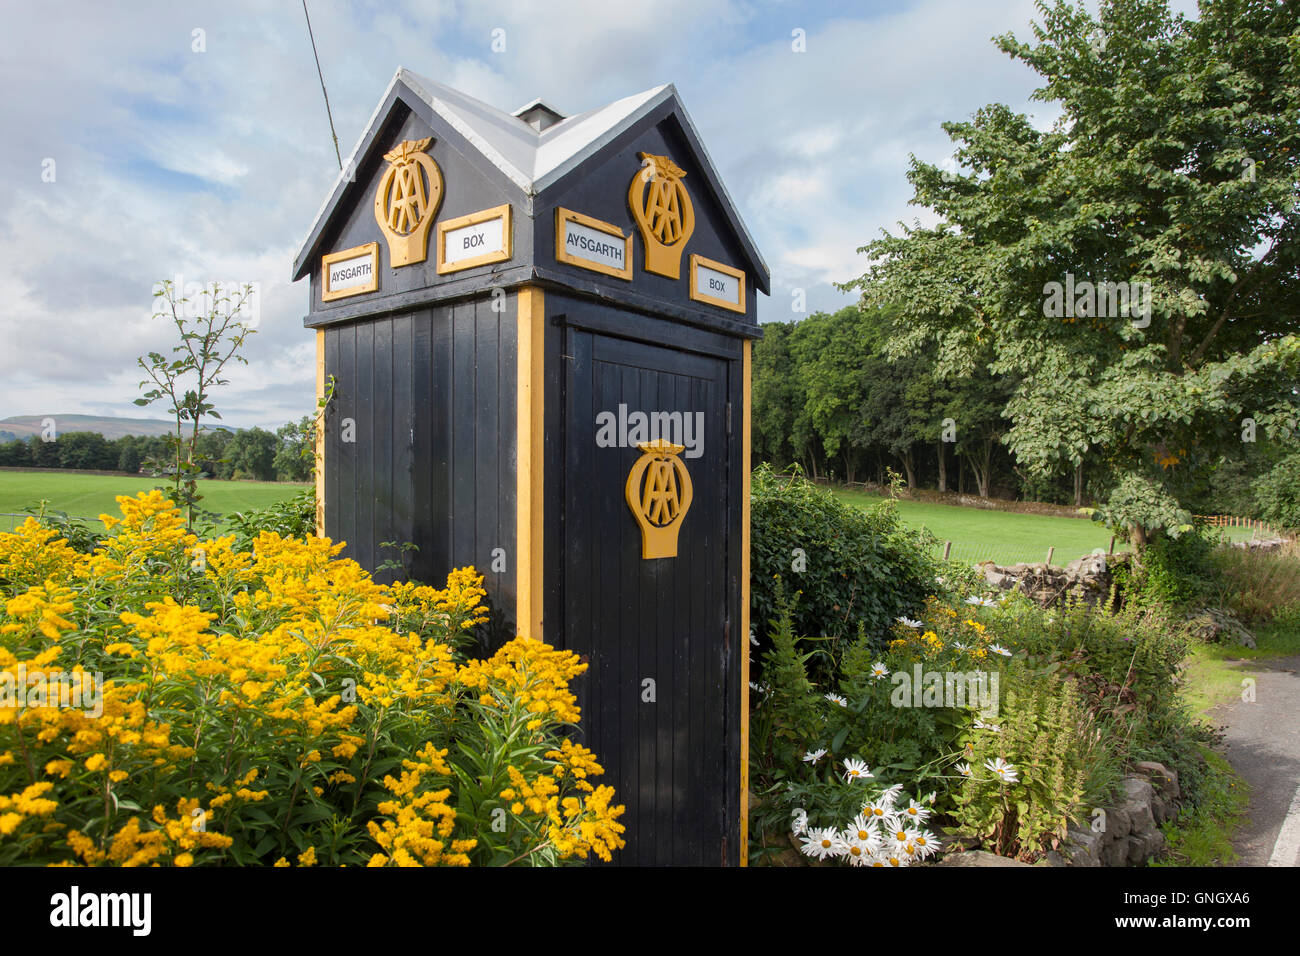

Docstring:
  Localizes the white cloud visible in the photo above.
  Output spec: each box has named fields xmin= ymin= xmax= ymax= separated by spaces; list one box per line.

xmin=0 ymin=0 xmax=1097 ymax=421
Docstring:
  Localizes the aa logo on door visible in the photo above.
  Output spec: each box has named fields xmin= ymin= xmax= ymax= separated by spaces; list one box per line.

xmin=374 ymin=137 xmax=444 ymax=267
xmin=625 ymin=438 xmax=694 ymax=559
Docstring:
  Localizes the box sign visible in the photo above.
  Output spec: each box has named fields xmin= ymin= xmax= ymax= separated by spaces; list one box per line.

xmin=436 ymin=203 xmax=512 ymax=274
xmin=321 ymin=242 xmax=379 ymax=301
xmin=555 ymin=207 xmax=632 ymax=280
xmin=688 ymin=254 xmax=745 ymax=313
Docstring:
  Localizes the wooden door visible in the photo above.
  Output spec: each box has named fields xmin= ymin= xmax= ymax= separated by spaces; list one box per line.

xmin=561 ymin=321 xmax=734 ymax=865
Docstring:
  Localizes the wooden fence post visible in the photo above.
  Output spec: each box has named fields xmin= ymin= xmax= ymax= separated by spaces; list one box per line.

xmin=1045 ymin=546 xmax=1054 ymax=566
xmin=943 ymin=541 xmax=952 ymax=561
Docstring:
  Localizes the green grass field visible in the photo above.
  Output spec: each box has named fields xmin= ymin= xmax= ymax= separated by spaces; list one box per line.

xmin=0 ymin=470 xmax=308 ymax=532
xmin=831 ymin=486 xmax=1122 ymax=566
xmin=831 ymin=486 xmax=1262 ymax=567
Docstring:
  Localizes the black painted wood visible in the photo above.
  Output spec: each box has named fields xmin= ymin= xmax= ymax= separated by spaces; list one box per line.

xmin=555 ymin=298 xmax=736 ymax=866
xmin=321 ymin=301 xmax=517 ymax=640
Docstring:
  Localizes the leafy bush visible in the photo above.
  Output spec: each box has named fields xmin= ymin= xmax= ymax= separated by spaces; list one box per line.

xmin=750 ymin=464 xmax=937 ymax=677
xmin=0 ymin=492 xmax=624 ymax=866
xmin=1091 ymin=473 xmax=1192 ymax=544
xmin=750 ymin=584 xmax=1209 ymax=863
xmin=948 ymin=670 xmax=1092 ymax=858
xmin=1255 ymin=452 xmax=1300 ymax=531
xmin=226 ymin=488 xmax=317 ymax=552
xmin=1115 ymin=529 xmax=1216 ymax=612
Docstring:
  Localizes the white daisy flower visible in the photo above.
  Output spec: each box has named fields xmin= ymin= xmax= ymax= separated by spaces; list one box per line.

xmin=985 ymin=756 xmax=1019 ymax=784
xmin=965 ymin=595 xmax=996 ymax=607
xmin=953 ymin=640 xmax=970 ymax=651
xmin=843 ymin=757 xmax=873 ymax=783
xmin=845 ymin=814 xmax=883 ymax=852
xmin=956 ymin=761 xmax=973 ymax=777
xmin=988 ymin=643 xmax=1013 ymax=657
xmin=870 ymin=661 xmax=890 ymax=679
xmin=887 ymin=824 xmax=915 ymax=849
xmin=899 ymin=799 xmax=932 ymax=823
xmin=879 ymin=783 xmax=905 ymax=808
xmin=974 ymin=717 xmax=1002 ymax=732
xmin=802 ymin=748 xmax=827 ymax=764
xmin=909 ymin=829 xmax=940 ymax=859
xmin=862 ymin=799 xmax=890 ymax=820
xmin=824 ymin=692 xmax=848 ymax=707
xmin=799 ymin=826 xmax=842 ymax=860
xmin=896 ymin=616 xmax=923 ymax=629
xmin=843 ymin=840 xmax=873 ymax=866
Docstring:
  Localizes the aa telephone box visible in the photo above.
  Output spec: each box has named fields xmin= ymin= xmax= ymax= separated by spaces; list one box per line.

xmin=292 ymin=70 xmax=768 ymax=865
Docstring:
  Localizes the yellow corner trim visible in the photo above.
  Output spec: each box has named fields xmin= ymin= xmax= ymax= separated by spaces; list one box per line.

xmin=516 ymin=286 xmax=545 ymax=641
xmin=740 ymin=338 xmax=752 ymax=865
xmin=315 ymin=330 xmax=326 ymax=538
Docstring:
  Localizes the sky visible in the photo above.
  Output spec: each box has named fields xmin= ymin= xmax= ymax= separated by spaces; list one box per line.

xmin=0 ymin=0 xmax=1200 ymax=431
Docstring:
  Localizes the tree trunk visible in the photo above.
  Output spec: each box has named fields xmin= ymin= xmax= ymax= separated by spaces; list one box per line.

xmin=958 ymin=455 xmax=965 ymax=495
xmin=937 ymin=439 xmax=947 ymax=493
xmin=971 ymin=440 xmax=992 ymax=498
xmin=1073 ymin=462 xmax=1083 ymax=507
xmin=898 ymin=450 xmax=916 ymax=489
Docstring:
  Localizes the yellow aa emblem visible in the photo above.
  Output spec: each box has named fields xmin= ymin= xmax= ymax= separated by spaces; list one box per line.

xmin=625 ymin=439 xmax=694 ymax=559
xmin=628 ymin=153 xmax=695 ymax=279
xmin=373 ymin=137 xmax=444 ymax=267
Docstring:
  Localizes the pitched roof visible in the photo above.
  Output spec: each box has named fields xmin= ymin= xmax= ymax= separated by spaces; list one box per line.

xmin=293 ymin=68 xmax=768 ymax=291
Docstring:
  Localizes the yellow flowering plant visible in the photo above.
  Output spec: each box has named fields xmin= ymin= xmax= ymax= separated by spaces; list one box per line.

xmin=0 ymin=492 xmax=624 ymax=866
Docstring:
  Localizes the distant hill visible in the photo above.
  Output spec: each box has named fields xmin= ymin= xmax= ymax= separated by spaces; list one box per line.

xmin=0 ymin=415 xmax=235 ymax=441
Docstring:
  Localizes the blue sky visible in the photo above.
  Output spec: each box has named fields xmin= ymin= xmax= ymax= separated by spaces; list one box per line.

xmin=0 ymin=0 xmax=1199 ymax=430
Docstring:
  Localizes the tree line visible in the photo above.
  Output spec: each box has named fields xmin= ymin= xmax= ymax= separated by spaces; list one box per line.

xmin=0 ymin=417 xmax=316 ymax=483
xmin=753 ymin=0 xmax=1299 ymax=542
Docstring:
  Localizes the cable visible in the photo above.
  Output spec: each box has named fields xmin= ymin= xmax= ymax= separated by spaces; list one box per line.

xmin=302 ymin=0 xmax=343 ymax=170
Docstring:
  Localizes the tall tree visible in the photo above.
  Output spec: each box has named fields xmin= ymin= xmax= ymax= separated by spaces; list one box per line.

xmin=843 ymin=0 xmax=1300 ymax=544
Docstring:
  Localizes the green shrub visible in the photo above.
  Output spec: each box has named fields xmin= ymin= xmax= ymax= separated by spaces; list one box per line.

xmin=949 ymin=670 xmax=1093 ymax=859
xmin=1115 ymin=529 xmax=1216 ymax=612
xmin=226 ymin=488 xmax=316 ymax=551
xmin=1255 ymin=452 xmax=1300 ymax=531
xmin=750 ymin=464 xmax=937 ymax=677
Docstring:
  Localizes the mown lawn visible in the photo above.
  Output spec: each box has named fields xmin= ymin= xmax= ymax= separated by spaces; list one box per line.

xmin=0 ymin=470 xmax=309 ymax=530
xmin=832 ymin=486 xmax=1261 ymax=567
xmin=830 ymin=486 xmax=1122 ymax=566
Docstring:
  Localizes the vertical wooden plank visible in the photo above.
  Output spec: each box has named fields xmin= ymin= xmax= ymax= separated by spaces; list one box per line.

xmin=515 ymin=286 xmax=545 ymax=641
xmin=355 ymin=320 xmax=376 ymax=573
xmin=391 ymin=313 xmax=415 ymax=577
xmin=373 ymin=315 xmax=395 ymax=581
xmin=451 ymin=302 xmax=476 ymax=570
xmin=496 ymin=304 xmax=518 ymax=648
xmin=429 ymin=307 xmax=452 ymax=581
xmin=474 ymin=301 xmax=500 ymax=639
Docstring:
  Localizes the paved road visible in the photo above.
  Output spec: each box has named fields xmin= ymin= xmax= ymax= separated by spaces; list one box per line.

xmin=1212 ymin=654 xmax=1300 ymax=866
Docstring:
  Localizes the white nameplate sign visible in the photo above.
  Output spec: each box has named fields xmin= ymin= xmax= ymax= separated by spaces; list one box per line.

xmin=436 ymin=204 xmax=512 ymax=274
xmin=688 ymin=254 xmax=745 ymax=313
xmin=321 ymin=242 xmax=378 ymax=301
xmin=555 ymin=207 xmax=632 ymax=280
